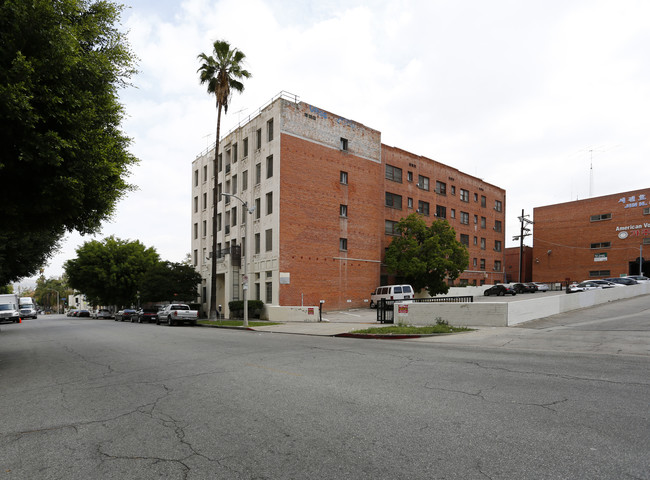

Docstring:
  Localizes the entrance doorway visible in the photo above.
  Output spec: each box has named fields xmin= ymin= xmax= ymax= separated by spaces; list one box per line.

xmin=628 ymin=257 xmax=649 ymax=277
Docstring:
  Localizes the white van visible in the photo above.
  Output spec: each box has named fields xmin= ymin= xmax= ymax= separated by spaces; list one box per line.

xmin=369 ymin=285 xmax=414 ymax=308
xmin=19 ymin=297 xmax=38 ymax=319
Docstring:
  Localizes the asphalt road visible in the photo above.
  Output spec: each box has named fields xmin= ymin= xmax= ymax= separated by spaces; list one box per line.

xmin=1 ymin=306 xmax=649 ymax=480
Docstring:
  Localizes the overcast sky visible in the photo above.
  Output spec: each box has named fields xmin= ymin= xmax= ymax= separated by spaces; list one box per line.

xmin=18 ymin=0 xmax=650 ymax=289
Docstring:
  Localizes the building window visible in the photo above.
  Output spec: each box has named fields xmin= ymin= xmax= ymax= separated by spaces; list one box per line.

xmin=203 ymin=165 xmax=208 ymax=182
xmin=407 ymin=197 xmax=413 ymax=209
xmin=451 ymin=208 xmax=456 ymax=219
xmin=232 ymin=174 xmax=237 ymax=194
xmin=340 ymin=171 xmax=348 ymax=185
xmin=589 ymin=270 xmax=610 ymax=277
xmin=494 ymin=220 xmax=502 ymax=232
xmin=266 ymin=192 xmax=273 ymax=215
xmin=267 ymin=118 xmax=273 ymax=142
xmin=473 ymin=258 xmax=478 ymax=267
xmin=460 ymin=211 xmax=469 ymax=224
xmin=385 ymin=192 xmax=402 ymax=209
xmin=494 ymin=240 xmax=502 ymax=252
xmin=255 ymin=198 xmax=261 ymax=219
xmin=385 ymin=220 xmax=398 ymax=235
xmin=436 ymin=205 xmax=446 ymax=219
xmin=644 ymin=207 xmax=650 ymax=215
xmin=243 ymin=137 xmax=248 ymax=157
xmin=451 ymin=186 xmax=456 ymax=195
xmin=217 ymin=213 xmax=222 ymax=232
xmin=266 ymin=155 xmax=273 ymax=178
xmin=494 ymin=260 xmax=502 ymax=271
xmin=460 ymin=234 xmax=469 ymax=247
xmin=340 ymin=137 xmax=348 ymax=151
xmin=590 ymin=242 xmax=611 ymax=249
xmin=474 ymin=193 xmax=478 ymax=202
xmin=481 ymin=195 xmax=486 ymax=207
xmin=231 ymin=206 xmax=237 ymax=226
xmin=233 ymin=143 xmax=238 ymax=163
xmin=480 ymin=216 xmax=486 ymax=229
xmin=590 ymin=213 xmax=612 ymax=222
xmin=418 ymin=200 xmax=430 ymax=216
xmin=480 ymin=259 xmax=486 ymax=270
xmin=473 ymin=236 xmax=478 ymax=246
xmin=193 ymin=223 xmax=198 ymax=240
xmin=385 ymin=164 xmax=402 ymax=183
xmin=474 ymin=215 xmax=478 ymax=225
xmin=265 ymin=281 xmax=272 ymax=304
xmin=194 ymin=169 xmax=198 ymax=187
xmin=256 ymin=128 xmax=262 ymax=149
xmin=495 ymin=200 xmax=503 ymax=212
xmin=418 ymin=175 xmax=430 ymax=191
xmin=265 ymin=229 xmax=272 ymax=251
xmin=193 ymin=196 xmax=198 ymax=213
xmin=480 ymin=238 xmax=486 ymax=250
xmin=340 ymin=204 xmax=348 ymax=217
xmin=242 ymin=170 xmax=248 ymax=191
xmin=202 ymin=193 xmax=206 ymax=210
xmin=339 ymin=238 xmax=348 ymax=251
xmin=407 ymin=171 xmax=413 ymax=182
xmin=202 ymin=220 xmax=207 ymax=237
xmin=193 ymin=249 xmax=198 ymax=266
xmin=255 ymin=233 xmax=260 ymax=254
xmin=435 ymin=181 xmax=446 ymax=195
xmin=460 ymin=189 xmax=469 ymax=202
xmin=255 ymin=163 xmax=261 ymax=184
xmin=218 ymin=154 xmax=223 ymax=172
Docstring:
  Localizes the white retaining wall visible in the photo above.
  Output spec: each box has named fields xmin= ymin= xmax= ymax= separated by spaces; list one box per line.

xmin=264 ymin=305 xmax=321 ymax=322
xmin=396 ymin=284 xmax=650 ymax=327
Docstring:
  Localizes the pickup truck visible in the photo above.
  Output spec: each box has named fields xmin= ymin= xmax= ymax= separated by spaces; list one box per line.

xmin=156 ymin=304 xmax=198 ymax=326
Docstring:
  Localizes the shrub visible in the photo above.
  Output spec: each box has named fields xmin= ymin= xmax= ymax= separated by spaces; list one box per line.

xmin=228 ymin=300 xmax=264 ymax=319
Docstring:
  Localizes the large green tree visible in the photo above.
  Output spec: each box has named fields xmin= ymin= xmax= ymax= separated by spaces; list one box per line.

xmin=65 ymin=237 xmax=159 ymax=307
xmin=384 ymin=214 xmax=469 ymax=296
xmin=0 ymin=0 xmax=137 ymax=284
xmin=139 ymin=261 xmax=202 ymax=304
xmin=197 ymin=40 xmax=251 ymax=319
xmin=34 ymin=275 xmax=72 ymax=313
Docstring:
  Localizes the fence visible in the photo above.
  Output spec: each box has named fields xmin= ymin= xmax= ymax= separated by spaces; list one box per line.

xmin=377 ymin=296 xmax=473 ymax=324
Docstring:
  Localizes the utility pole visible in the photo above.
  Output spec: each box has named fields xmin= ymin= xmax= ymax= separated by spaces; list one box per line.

xmin=512 ymin=209 xmax=533 ymax=282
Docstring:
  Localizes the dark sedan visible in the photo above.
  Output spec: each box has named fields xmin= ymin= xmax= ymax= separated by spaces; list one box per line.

xmin=605 ymin=277 xmax=639 ymax=286
xmin=484 ymin=284 xmax=516 ymax=296
xmin=115 ymin=309 xmax=137 ymax=322
xmin=137 ymin=307 xmax=162 ymax=323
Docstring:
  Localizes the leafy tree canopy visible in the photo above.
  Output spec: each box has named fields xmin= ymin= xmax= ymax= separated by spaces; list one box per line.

xmin=384 ymin=214 xmax=469 ymax=296
xmin=65 ymin=236 xmax=159 ymax=307
xmin=0 ymin=0 xmax=138 ymax=284
xmin=139 ymin=261 xmax=202 ymax=304
xmin=34 ymin=275 xmax=72 ymax=310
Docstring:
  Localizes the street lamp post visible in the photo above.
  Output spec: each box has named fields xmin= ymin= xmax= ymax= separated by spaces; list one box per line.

xmin=220 ymin=193 xmax=255 ymax=327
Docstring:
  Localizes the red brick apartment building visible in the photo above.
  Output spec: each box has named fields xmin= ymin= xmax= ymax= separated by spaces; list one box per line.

xmin=533 ymin=189 xmax=650 ymax=283
xmin=191 ymin=93 xmax=506 ymax=314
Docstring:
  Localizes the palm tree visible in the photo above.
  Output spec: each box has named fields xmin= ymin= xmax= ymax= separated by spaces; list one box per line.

xmin=198 ymin=40 xmax=251 ymax=320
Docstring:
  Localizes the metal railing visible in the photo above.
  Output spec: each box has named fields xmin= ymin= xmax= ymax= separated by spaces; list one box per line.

xmin=377 ymin=296 xmax=473 ymax=323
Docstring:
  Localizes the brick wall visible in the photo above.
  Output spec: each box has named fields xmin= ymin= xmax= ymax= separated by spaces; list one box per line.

xmin=533 ymin=188 xmax=650 ymax=282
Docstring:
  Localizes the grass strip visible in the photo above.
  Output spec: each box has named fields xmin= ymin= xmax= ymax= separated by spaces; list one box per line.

xmin=350 ymin=324 xmax=472 ymax=335
xmin=198 ymin=320 xmax=282 ymax=327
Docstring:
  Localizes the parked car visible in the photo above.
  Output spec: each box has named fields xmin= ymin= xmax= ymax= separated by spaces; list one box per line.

xmin=156 ymin=304 xmax=199 ymax=326
xmin=566 ymin=283 xmax=584 ymax=293
xmin=115 ymin=309 xmax=137 ymax=321
xmin=77 ymin=309 xmax=91 ymax=317
xmin=605 ymin=277 xmax=639 ymax=286
xmin=137 ymin=307 xmax=161 ymax=323
xmin=92 ymin=309 xmax=113 ymax=319
xmin=624 ymin=275 xmax=649 ymax=283
xmin=484 ymin=284 xmax=516 ymax=296
xmin=586 ymin=280 xmax=618 ymax=288
xmin=369 ymin=285 xmax=414 ymax=308
xmin=512 ymin=283 xmax=535 ymax=293
xmin=67 ymin=309 xmax=79 ymax=317
xmin=531 ymin=282 xmax=550 ymax=292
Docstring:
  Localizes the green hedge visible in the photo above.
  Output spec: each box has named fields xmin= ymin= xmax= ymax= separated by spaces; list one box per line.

xmin=228 ymin=300 xmax=264 ymax=319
